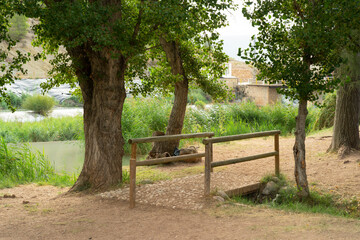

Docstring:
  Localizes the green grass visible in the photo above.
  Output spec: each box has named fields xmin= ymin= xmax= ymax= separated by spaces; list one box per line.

xmin=233 ymin=174 xmax=360 ymax=219
xmin=0 ymin=137 xmax=76 ymax=189
xmin=121 ymin=166 xmax=171 ymax=185
xmin=1 ymin=98 xmax=320 ymax=155
xmin=0 ymin=116 xmax=84 ymax=143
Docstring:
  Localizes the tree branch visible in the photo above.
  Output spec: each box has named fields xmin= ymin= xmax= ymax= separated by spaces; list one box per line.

xmin=131 ymin=0 xmax=145 ymax=45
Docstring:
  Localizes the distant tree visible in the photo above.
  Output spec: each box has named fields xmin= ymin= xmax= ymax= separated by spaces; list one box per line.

xmin=240 ymin=0 xmax=353 ymax=198
xmin=9 ymin=14 xmax=28 ymax=41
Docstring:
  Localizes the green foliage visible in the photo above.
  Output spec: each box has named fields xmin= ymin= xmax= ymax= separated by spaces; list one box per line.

xmin=0 ymin=116 xmax=83 ymax=143
xmin=239 ymin=0 xmax=358 ymax=102
xmin=22 ymin=94 xmax=55 ymax=116
xmin=1 ymin=99 xmax=320 ymax=155
xmin=188 ymin=88 xmax=211 ymax=104
xmin=194 ymin=100 xmax=206 ymax=110
xmin=8 ymin=14 xmax=28 ymax=41
xmin=122 ymin=97 xmax=172 ymax=154
xmin=313 ymin=93 xmax=336 ymax=130
xmin=260 ymin=173 xmax=287 ymax=186
xmin=0 ymin=2 xmax=30 ymax=111
xmin=184 ymin=101 xmax=317 ymax=137
xmin=0 ymin=137 xmax=75 ymax=189
xmin=0 ymin=92 xmax=29 ymax=109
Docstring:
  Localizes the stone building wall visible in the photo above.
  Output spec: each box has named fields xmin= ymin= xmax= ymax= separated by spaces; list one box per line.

xmin=245 ymin=85 xmax=282 ymax=106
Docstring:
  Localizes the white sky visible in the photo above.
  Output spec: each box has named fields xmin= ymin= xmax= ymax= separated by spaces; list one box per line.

xmin=217 ymin=0 xmax=257 ymax=60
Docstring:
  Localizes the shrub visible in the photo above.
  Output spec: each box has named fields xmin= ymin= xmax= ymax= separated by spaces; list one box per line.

xmin=195 ymin=100 xmax=206 ymax=109
xmin=188 ymin=88 xmax=211 ymax=104
xmin=0 ymin=92 xmax=29 ymax=110
xmin=8 ymin=14 xmax=29 ymax=41
xmin=312 ymin=92 xmax=336 ymax=130
xmin=22 ymin=94 xmax=55 ymax=116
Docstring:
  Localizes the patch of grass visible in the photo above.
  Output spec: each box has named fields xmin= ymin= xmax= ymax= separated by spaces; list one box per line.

xmin=121 ymin=166 xmax=170 ymax=185
xmin=169 ymin=166 xmax=204 ymax=179
xmin=233 ymin=174 xmax=360 ymax=219
xmin=135 ymin=166 xmax=171 ymax=184
xmin=0 ymin=116 xmax=83 ymax=143
xmin=260 ymin=173 xmax=287 ymax=186
xmin=0 ymin=137 xmax=76 ymax=189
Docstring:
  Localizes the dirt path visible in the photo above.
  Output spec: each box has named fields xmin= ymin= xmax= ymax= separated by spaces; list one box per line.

xmin=1 ymin=130 xmax=360 ymax=239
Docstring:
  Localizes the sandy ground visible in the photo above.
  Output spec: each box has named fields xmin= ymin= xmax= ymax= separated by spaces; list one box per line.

xmin=1 ymin=130 xmax=360 ymax=239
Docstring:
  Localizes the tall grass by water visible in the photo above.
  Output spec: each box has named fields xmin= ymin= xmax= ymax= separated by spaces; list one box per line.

xmin=0 ymin=98 xmax=319 ymax=154
xmin=0 ymin=138 xmax=76 ymax=188
xmin=0 ymin=116 xmax=84 ymax=143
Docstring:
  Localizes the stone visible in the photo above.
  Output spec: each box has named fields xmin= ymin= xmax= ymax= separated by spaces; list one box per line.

xmin=217 ymin=190 xmax=229 ymax=200
xmin=213 ymin=196 xmax=225 ymax=202
xmin=343 ymin=160 xmax=351 ymax=164
xmin=3 ymin=194 xmax=15 ymax=198
xmin=262 ymin=181 xmax=279 ymax=195
xmin=140 ymin=179 xmax=154 ymax=185
xmin=271 ymin=177 xmax=280 ymax=183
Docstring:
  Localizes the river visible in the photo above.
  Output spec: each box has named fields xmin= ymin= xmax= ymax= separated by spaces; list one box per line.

xmin=30 ymin=141 xmax=135 ymax=174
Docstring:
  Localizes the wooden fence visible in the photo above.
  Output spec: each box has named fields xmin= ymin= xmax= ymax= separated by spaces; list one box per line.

xmin=202 ymin=130 xmax=280 ymax=196
xmin=128 ymin=132 xmax=214 ymax=208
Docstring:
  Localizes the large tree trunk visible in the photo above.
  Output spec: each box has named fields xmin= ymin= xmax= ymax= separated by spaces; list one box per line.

xmin=70 ymin=47 xmax=127 ymax=191
xmin=328 ymin=52 xmax=360 ymax=157
xmin=293 ymin=99 xmax=310 ymax=198
xmin=149 ymin=38 xmax=188 ymax=157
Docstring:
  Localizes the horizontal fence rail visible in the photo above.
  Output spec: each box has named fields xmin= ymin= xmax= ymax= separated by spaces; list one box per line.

xmin=211 ymin=151 xmax=278 ymax=168
xmin=128 ymin=132 xmax=214 ymax=208
xmin=204 ymin=130 xmax=280 ymax=196
xmin=202 ymin=130 xmax=280 ymax=144
xmin=136 ymin=153 xmax=205 ymax=166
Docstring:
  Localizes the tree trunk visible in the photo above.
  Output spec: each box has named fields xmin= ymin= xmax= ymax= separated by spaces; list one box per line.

xmin=149 ymin=38 xmax=188 ymax=157
xmin=328 ymin=52 xmax=360 ymax=157
xmin=293 ymin=99 xmax=310 ymax=198
xmin=70 ymin=47 xmax=127 ymax=191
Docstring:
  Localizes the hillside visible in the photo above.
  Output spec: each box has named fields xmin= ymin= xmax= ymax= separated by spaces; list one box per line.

xmin=3 ymin=18 xmax=53 ymax=79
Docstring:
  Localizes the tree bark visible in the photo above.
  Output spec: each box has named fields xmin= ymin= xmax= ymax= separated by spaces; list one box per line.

xmin=149 ymin=37 xmax=188 ymax=157
xmin=328 ymin=52 xmax=360 ymax=157
xmin=69 ymin=46 xmax=127 ymax=191
xmin=293 ymin=99 xmax=310 ymax=198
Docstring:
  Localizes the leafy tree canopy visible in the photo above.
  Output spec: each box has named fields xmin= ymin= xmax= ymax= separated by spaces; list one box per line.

xmin=239 ymin=0 xmax=360 ymax=102
xmin=16 ymin=0 xmax=234 ymax=100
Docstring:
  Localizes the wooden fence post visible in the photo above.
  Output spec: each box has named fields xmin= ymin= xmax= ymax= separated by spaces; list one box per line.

xmin=209 ymin=136 xmax=214 ymax=173
xmin=274 ymin=134 xmax=280 ymax=176
xmin=204 ymin=142 xmax=212 ymax=196
xmin=129 ymin=143 xmax=137 ymax=208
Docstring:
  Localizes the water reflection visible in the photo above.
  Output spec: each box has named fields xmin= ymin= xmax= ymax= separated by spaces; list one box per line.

xmin=29 ymin=141 xmax=132 ymax=174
